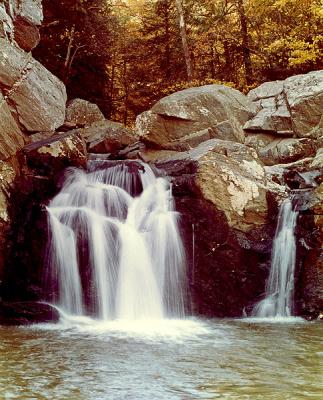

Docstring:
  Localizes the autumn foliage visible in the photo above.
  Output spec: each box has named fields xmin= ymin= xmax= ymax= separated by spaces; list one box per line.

xmin=33 ymin=0 xmax=323 ymax=125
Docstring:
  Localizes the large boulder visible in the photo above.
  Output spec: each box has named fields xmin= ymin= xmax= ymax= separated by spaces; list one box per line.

xmin=245 ymin=70 xmax=323 ymax=139
xmin=0 ymin=38 xmax=67 ymax=132
xmin=81 ymin=120 xmax=137 ymax=154
xmin=285 ymin=71 xmax=323 ymax=138
xmin=158 ymin=139 xmax=282 ymax=232
xmin=136 ymin=85 xmax=258 ymax=150
xmin=65 ymin=98 xmax=106 ymax=127
xmin=155 ymin=139 xmax=283 ymax=316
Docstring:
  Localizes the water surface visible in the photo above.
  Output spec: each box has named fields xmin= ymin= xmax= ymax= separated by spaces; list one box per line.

xmin=0 ymin=318 xmax=322 ymax=399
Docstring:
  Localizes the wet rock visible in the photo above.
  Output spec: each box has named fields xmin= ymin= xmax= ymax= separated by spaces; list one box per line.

xmin=81 ymin=120 xmax=137 ymax=154
xmin=0 ymin=157 xmax=19 ymax=279
xmin=23 ymin=130 xmax=87 ymax=178
xmin=65 ymin=98 xmax=105 ymax=128
xmin=155 ymin=146 xmax=279 ymax=317
xmin=0 ymin=39 xmax=67 ymax=132
xmin=137 ymin=85 xmax=258 ymax=149
xmin=0 ymin=301 xmax=59 ymax=325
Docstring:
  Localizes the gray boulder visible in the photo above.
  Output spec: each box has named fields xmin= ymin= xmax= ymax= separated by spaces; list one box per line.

xmin=0 ymin=38 xmax=67 ymax=132
xmin=136 ymin=85 xmax=258 ymax=150
xmin=65 ymin=98 xmax=105 ymax=127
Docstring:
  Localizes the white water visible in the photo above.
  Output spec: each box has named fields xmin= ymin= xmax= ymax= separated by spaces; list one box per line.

xmin=46 ymin=161 xmax=186 ymax=320
xmin=252 ymin=198 xmax=299 ymax=318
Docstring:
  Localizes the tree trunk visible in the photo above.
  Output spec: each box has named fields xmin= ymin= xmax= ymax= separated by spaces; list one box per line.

xmin=174 ymin=0 xmax=193 ymax=81
xmin=237 ymin=0 xmax=253 ymax=85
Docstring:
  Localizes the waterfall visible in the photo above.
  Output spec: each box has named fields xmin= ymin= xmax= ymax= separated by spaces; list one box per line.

xmin=46 ymin=161 xmax=186 ymax=320
xmin=252 ymin=198 xmax=299 ymax=318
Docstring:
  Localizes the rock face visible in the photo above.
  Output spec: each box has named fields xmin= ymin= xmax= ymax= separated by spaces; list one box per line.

xmin=0 ymin=93 xmax=25 ymax=159
xmin=136 ymin=85 xmax=258 ymax=150
xmin=0 ymin=301 xmax=59 ymax=325
xmin=245 ymin=70 xmax=323 ymax=139
xmin=81 ymin=120 xmax=137 ymax=154
xmin=0 ymin=39 xmax=67 ymax=132
xmin=155 ymin=142 xmax=281 ymax=317
xmin=23 ymin=131 xmax=87 ymax=177
xmin=0 ymin=158 xmax=19 ymax=279
xmin=0 ymin=0 xmax=43 ymax=51
xmin=65 ymin=98 xmax=106 ymax=127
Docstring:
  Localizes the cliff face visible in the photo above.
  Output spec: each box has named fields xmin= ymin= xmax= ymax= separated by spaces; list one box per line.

xmin=0 ymin=1 xmax=322 ymax=322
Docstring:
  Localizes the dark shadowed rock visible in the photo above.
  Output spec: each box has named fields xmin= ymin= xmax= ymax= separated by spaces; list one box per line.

xmin=155 ymin=149 xmax=280 ymax=317
xmin=65 ymin=98 xmax=106 ymax=127
xmin=136 ymin=85 xmax=258 ymax=150
xmin=23 ymin=130 xmax=87 ymax=177
xmin=0 ymin=301 xmax=59 ymax=325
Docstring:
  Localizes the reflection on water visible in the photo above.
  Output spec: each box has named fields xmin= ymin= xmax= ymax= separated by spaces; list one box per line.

xmin=0 ymin=318 xmax=322 ymax=400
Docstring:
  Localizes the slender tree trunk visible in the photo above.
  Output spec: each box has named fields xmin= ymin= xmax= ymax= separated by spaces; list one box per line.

xmin=237 ymin=0 xmax=253 ymax=85
xmin=174 ymin=0 xmax=193 ymax=81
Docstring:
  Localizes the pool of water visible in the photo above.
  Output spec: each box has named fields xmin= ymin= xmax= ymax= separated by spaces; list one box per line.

xmin=0 ymin=317 xmax=322 ymax=399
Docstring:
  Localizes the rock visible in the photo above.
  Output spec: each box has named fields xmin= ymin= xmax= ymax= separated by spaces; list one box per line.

xmin=0 ymin=38 xmax=67 ymax=132
xmin=155 ymin=141 xmax=281 ymax=317
xmin=81 ymin=120 xmax=137 ymax=154
xmin=311 ymin=148 xmax=323 ymax=169
xmin=23 ymin=130 xmax=87 ymax=177
xmin=65 ymin=98 xmax=106 ymax=127
xmin=244 ymin=94 xmax=292 ymax=133
xmin=14 ymin=15 xmax=40 ymax=51
xmin=0 ymin=2 xmax=14 ymax=40
xmin=0 ymin=157 xmax=19 ymax=279
xmin=244 ymin=71 xmax=323 ymax=138
xmin=1 ymin=0 xmax=43 ymax=51
xmin=247 ymin=80 xmax=284 ymax=101
xmin=157 ymin=138 xmax=273 ymax=232
xmin=0 ymin=92 xmax=25 ymax=159
xmin=136 ymin=85 xmax=258 ymax=150
xmin=258 ymin=138 xmax=317 ymax=166
xmin=284 ymin=70 xmax=323 ymax=138
xmin=0 ymin=301 xmax=59 ymax=325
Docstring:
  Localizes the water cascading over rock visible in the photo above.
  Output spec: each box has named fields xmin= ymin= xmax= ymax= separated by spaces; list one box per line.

xmin=252 ymin=198 xmax=299 ymax=318
xmin=46 ymin=160 xmax=186 ymax=320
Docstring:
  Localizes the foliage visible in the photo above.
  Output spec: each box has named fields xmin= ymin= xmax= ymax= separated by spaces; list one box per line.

xmin=33 ymin=0 xmax=323 ymax=124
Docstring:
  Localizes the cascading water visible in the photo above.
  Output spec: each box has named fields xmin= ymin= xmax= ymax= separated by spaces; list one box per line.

xmin=45 ymin=160 xmax=186 ymax=321
xmin=252 ymin=198 xmax=299 ymax=318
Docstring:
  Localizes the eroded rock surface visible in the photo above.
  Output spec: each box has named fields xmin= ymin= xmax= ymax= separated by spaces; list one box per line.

xmin=65 ymin=98 xmax=106 ymax=128
xmin=136 ymin=85 xmax=258 ymax=150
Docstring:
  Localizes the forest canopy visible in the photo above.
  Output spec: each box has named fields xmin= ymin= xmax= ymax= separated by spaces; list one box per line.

xmin=33 ymin=0 xmax=323 ymax=125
